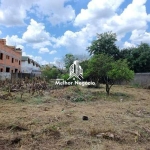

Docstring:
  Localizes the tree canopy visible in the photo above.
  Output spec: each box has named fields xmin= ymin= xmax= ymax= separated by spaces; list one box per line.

xmin=42 ymin=66 xmax=61 ymax=80
xmin=87 ymin=31 xmax=120 ymax=60
xmin=86 ymin=54 xmax=134 ymax=95
xmin=64 ymin=54 xmax=76 ymax=70
xmin=120 ymin=43 xmax=150 ymax=72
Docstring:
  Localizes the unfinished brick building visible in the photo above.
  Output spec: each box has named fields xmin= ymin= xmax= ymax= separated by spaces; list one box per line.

xmin=0 ymin=39 xmax=22 ymax=73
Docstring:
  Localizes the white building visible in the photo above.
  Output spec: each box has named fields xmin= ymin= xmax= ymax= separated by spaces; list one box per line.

xmin=21 ymin=56 xmax=41 ymax=76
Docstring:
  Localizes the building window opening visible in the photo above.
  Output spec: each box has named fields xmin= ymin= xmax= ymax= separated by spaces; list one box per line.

xmin=19 ymin=60 xmax=20 ymax=65
xmin=15 ymin=69 xmax=18 ymax=73
xmin=0 ymin=53 xmax=3 ymax=60
xmin=12 ymin=58 xmax=14 ymax=63
xmin=6 ymin=67 xmax=10 ymax=72
xmin=0 ymin=68 xmax=3 ymax=72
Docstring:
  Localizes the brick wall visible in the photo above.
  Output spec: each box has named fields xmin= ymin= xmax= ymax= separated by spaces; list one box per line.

xmin=0 ymin=39 xmax=22 ymax=73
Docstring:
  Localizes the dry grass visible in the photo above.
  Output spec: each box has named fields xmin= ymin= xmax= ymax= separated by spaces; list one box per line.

xmin=0 ymin=84 xmax=150 ymax=150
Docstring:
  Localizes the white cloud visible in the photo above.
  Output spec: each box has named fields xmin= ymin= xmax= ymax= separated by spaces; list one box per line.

xmin=33 ymin=41 xmax=52 ymax=49
xmin=6 ymin=35 xmax=25 ymax=45
xmin=54 ymin=25 xmax=94 ymax=54
xmin=39 ymin=48 xmax=49 ymax=53
xmin=22 ymin=19 xmax=51 ymax=48
xmin=107 ymin=0 xmax=150 ymax=39
xmin=74 ymin=0 xmax=150 ymax=37
xmin=74 ymin=0 xmax=124 ymax=27
xmin=54 ymin=0 xmax=150 ymax=53
xmin=49 ymin=50 xmax=57 ymax=54
xmin=23 ymin=19 xmax=50 ymax=43
xmin=130 ymin=29 xmax=150 ymax=44
xmin=0 ymin=0 xmax=36 ymax=26
xmin=123 ymin=41 xmax=136 ymax=48
xmin=5 ymin=35 xmax=25 ymax=50
xmin=40 ymin=60 xmax=49 ymax=65
xmin=0 ymin=0 xmax=75 ymax=26
xmin=39 ymin=47 xmax=57 ymax=54
xmin=36 ymin=0 xmax=75 ymax=25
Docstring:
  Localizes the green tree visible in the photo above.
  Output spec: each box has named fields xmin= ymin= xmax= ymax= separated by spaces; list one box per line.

xmin=119 ymin=48 xmax=132 ymax=60
xmin=80 ymin=60 xmax=89 ymax=80
xmin=42 ymin=66 xmax=61 ymax=80
xmin=87 ymin=54 xmax=113 ymax=88
xmin=64 ymin=54 xmax=76 ymax=70
xmin=106 ymin=59 xmax=134 ymax=95
xmin=131 ymin=43 xmax=150 ymax=72
xmin=120 ymin=43 xmax=150 ymax=72
xmin=87 ymin=54 xmax=134 ymax=95
xmin=87 ymin=31 xmax=120 ymax=60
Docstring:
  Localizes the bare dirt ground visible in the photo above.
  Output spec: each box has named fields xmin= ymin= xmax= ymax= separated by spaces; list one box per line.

xmin=0 ymin=85 xmax=150 ymax=150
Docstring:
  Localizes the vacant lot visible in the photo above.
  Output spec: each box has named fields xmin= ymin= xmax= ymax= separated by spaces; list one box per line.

xmin=0 ymin=85 xmax=150 ymax=150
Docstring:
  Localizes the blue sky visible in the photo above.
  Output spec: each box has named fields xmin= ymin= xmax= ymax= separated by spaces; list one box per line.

xmin=0 ymin=0 xmax=150 ymax=65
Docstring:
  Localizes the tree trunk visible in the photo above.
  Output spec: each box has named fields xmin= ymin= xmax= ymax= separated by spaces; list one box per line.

xmin=95 ymin=82 xmax=99 ymax=88
xmin=106 ymin=83 xmax=110 ymax=95
xmin=95 ymin=78 xmax=100 ymax=88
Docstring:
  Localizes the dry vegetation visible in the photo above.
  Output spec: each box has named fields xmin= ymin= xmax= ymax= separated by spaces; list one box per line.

xmin=0 ymin=78 xmax=150 ymax=150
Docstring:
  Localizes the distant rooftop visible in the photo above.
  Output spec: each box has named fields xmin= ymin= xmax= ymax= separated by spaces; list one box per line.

xmin=22 ymin=56 xmax=40 ymax=67
xmin=22 ymin=56 xmax=28 ymax=61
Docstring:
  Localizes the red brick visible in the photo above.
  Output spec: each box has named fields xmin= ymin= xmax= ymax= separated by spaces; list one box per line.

xmin=0 ymin=39 xmax=22 ymax=73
